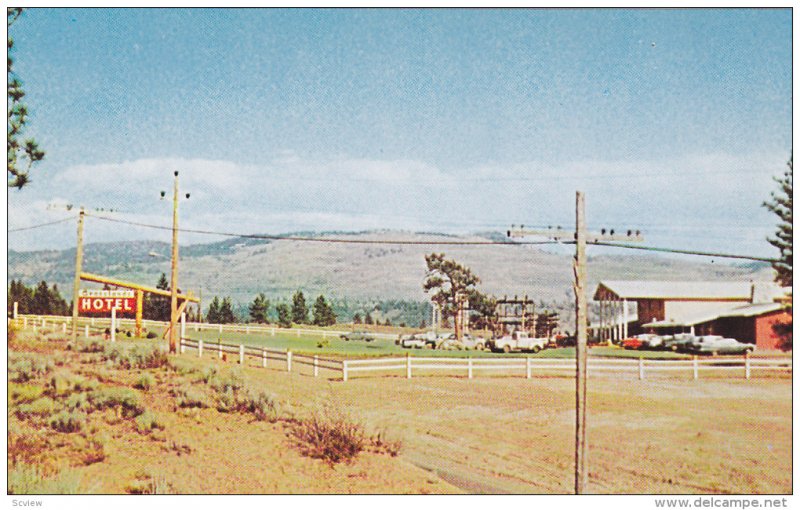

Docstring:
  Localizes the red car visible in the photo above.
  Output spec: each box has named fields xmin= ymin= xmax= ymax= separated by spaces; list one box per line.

xmin=621 ymin=337 xmax=643 ymax=350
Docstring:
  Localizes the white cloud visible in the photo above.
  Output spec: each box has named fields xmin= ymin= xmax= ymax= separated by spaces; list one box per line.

xmin=8 ymin=151 xmax=784 ymax=259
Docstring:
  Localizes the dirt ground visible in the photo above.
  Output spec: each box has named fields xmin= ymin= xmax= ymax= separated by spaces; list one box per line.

xmin=8 ymin=330 xmax=791 ymax=494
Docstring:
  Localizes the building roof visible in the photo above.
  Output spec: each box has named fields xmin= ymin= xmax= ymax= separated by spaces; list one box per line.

xmin=718 ymin=302 xmax=784 ymax=318
xmin=642 ymin=302 xmax=785 ymax=328
xmin=594 ymin=280 xmax=781 ymax=301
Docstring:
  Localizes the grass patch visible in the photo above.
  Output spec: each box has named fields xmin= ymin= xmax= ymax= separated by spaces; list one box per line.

xmin=103 ymin=343 xmax=170 ymax=370
xmin=173 ymin=384 xmax=213 ymax=409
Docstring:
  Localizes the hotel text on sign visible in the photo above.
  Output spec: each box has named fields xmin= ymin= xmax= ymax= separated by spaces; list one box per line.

xmin=78 ymin=289 xmax=135 ymax=315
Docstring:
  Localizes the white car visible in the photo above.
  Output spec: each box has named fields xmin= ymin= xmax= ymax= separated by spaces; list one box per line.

xmin=490 ymin=331 xmax=547 ymax=353
xmin=437 ymin=333 xmax=487 ymax=351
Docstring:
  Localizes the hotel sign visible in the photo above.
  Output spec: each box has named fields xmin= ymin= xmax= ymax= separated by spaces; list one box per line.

xmin=78 ymin=289 xmax=135 ymax=315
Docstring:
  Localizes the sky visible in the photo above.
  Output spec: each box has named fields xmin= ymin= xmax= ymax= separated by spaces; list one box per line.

xmin=6 ymin=8 xmax=792 ymax=260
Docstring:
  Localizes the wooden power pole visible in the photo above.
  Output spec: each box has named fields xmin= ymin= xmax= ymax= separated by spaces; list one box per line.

xmin=169 ymin=171 xmax=180 ymax=354
xmin=574 ymin=191 xmax=588 ymax=494
xmin=508 ymin=191 xmax=644 ymax=494
xmin=70 ymin=208 xmax=85 ymax=342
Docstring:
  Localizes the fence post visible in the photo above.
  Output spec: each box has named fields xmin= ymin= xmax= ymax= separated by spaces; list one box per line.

xmin=342 ymin=360 xmax=348 ymax=382
xmin=219 ymin=341 xmax=223 ymax=359
xmin=240 ymin=344 xmax=245 ymax=365
xmin=693 ymin=355 xmax=698 ymax=380
xmin=110 ymin=308 xmax=116 ymax=342
xmin=62 ymin=323 xmax=67 ymax=334
xmin=468 ymin=357 xmax=473 ymax=380
xmin=527 ymin=357 xmax=533 ymax=379
xmin=91 ymin=317 xmax=95 ymax=326
xmin=33 ymin=323 xmax=37 ymax=333
xmin=180 ymin=313 xmax=186 ymax=353
xmin=23 ymin=317 xmax=27 ymax=329
xmin=198 ymin=339 xmax=203 ymax=358
xmin=262 ymin=348 xmax=267 ymax=368
xmin=246 ymin=326 xmax=250 ymax=335
xmin=406 ymin=353 xmax=412 ymax=379
xmin=13 ymin=301 xmax=18 ymax=319
xmin=42 ymin=319 xmax=46 ymax=328
xmin=271 ymin=328 xmax=276 ymax=337
xmin=296 ymin=329 xmax=300 ymax=338
xmin=218 ymin=324 xmax=222 ymax=333
xmin=638 ymin=357 xmax=644 ymax=380
xmin=745 ymin=351 xmax=751 ymax=380
xmin=287 ymin=350 xmax=292 ymax=372
xmin=84 ymin=324 xmax=89 ymax=337
xmin=314 ymin=355 xmax=319 ymax=377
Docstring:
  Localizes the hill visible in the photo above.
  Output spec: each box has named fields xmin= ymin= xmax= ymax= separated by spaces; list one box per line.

xmin=8 ymin=231 xmax=774 ymax=316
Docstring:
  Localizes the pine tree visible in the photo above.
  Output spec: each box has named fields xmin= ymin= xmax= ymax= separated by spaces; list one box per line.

xmin=206 ymin=296 xmax=221 ymax=324
xmin=31 ymin=281 xmax=52 ymax=315
xmin=143 ymin=273 xmax=171 ymax=321
xmin=249 ymin=293 xmax=270 ymax=324
xmin=312 ymin=295 xmax=337 ymax=327
xmin=7 ymin=8 xmax=45 ymax=189
xmin=291 ymin=290 xmax=308 ymax=325
xmin=364 ymin=312 xmax=374 ymax=325
xmin=219 ymin=297 xmax=236 ymax=324
xmin=276 ymin=303 xmax=292 ymax=328
xmin=763 ymin=156 xmax=793 ymax=349
xmin=49 ymin=284 xmax=69 ymax=315
xmin=352 ymin=312 xmax=362 ymax=324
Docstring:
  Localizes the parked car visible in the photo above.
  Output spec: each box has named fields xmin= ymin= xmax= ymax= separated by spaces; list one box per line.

xmin=399 ymin=331 xmax=438 ymax=349
xmin=661 ymin=333 xmax=697 ymax=352
xmin=340 ymin=330 xmax=375 ymax=342
xmin=622 ymin=334 xmax=661 ymax=350
xmin=686 ymin=335 xmax=755 ymax=355
xmin=639 ymin=334 xmax=665 ymax=350
xmin=489 ymin=331 xmax=548 ymax=353
xmin=436 ymin=333 xmax=487 ymax=351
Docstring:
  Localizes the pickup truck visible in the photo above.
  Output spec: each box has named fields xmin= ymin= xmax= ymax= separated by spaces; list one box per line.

xmin=489 ymin=331 xmax=548 ymax=353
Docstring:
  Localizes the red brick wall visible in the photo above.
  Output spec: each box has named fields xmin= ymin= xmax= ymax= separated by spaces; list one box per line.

xmin=754 ymin=310 xmax=792 ymax=350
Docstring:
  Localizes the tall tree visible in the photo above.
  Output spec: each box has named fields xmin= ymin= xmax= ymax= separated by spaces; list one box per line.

xmin=468 ymin=290 xmax=497 ymax=331
xmin=291 ymin=290 xmax=308 ymax=325
xmin=364 ymin=312 xmax=374 ymax=325
xmin=7 ymin=8 xmax=45 ymax=189
xmin=423 ymin=253 xmax=480 ymax=339
xmin=312 ymin=295 xmax=337 ymax=327
xmin=143 ymin=273 xmax=170 ymax=321
xmin=206 ymin=296 xmax=221 ymax=324
xmin=352 ymin=312 xmax=362 ymax=325
xmin=249 ymin=293 xmax=270 ymax=324
xmin=763 ymin=156 xmax=793 ymax=350
xmin=275 ymin=303 xmax=292 ymax=328
xmin=30 ymin=280 xmax=52 ymax=315
xmin=219 ymin=297 xmax=236 ymax=324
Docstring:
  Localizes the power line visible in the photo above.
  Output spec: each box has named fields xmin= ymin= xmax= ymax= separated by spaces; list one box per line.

xmin=588 ymin=241 xmax=776 ymax=263
xmin=84 ymin=214 xmax=557 ymax=246
xmin=8 ymin=216 xmax=76 ymax=232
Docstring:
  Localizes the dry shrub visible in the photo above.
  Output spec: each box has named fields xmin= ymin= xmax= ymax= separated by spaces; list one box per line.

xmin=134 ymin=411 xmax=165 ymax=434
xmin=173 ymin=384 xmax=212 ymax=408
xmin=291 ymin=409 xmax=366 ymax=465
xmin=9 ymin=383 xmax=45 ymax=404
xmin=88 ymin=387 xmax=144 ymax=417
xmin=48 ymin=411 xmax=87 ymax=433
xmin=134 ymin=373 xmax=154 ymax=391
xmin=16 ymin=397 xmax=57 ymax=418
xmin=9 ymin=354 xmax=54 ymax=382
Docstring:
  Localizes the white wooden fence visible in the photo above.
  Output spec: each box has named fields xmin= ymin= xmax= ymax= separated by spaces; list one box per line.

xmin=11 ymin=313 xmax=791 ymax=383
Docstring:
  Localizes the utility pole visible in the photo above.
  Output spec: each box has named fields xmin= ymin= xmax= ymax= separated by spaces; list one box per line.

xmin=169 ymin=171 xmax=180 ymax=354
xmin=574 ymin=191 xmax=588 ymax=494
xmin=508 ymin=192 xmax=644 ymax=494
xmin=70 ymin=207 xmax=85 ymax=342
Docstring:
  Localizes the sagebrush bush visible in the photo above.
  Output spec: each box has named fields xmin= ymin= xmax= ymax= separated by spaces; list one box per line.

xmin=134 ymin=411 xmax=164 ymax=434
xmin=50 ymin=370 xmax=98 ymax=395
xmin=173 ymin=385 xmax=212 ymax=408
xmin=242 ymin=388 xmax=279 ymax=422
xmin=49 ymin=411 xmax=87 ymax=433
xmin=9 ymin=354 xmax=54 ymax=382
xmin=16 ymin=397 xmax=57 ymax=417
xmin=9 ymin=383 xmax=45 ymax=404
xmin=8 ymin=464 xmax=82 ymax=494
xmin=66 ymin=392 xmax=88 ymax=410
xmin=88 ymin=387 xmax=144 ymax=417
xmin=134 ymin=373 xmax=154 ymax=391
xmin=76 ymin=338 xmax=105 ymax=353
xmin=102 ymin=343 xmax=169 ymax=370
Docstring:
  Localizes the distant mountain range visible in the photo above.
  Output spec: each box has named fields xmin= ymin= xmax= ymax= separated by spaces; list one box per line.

xmin=8 ymin=231 xmax=774 ymax=315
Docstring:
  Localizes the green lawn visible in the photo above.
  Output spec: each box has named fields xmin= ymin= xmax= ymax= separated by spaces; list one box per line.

xmin=172 ymin=327 xmax=689 ymax=360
